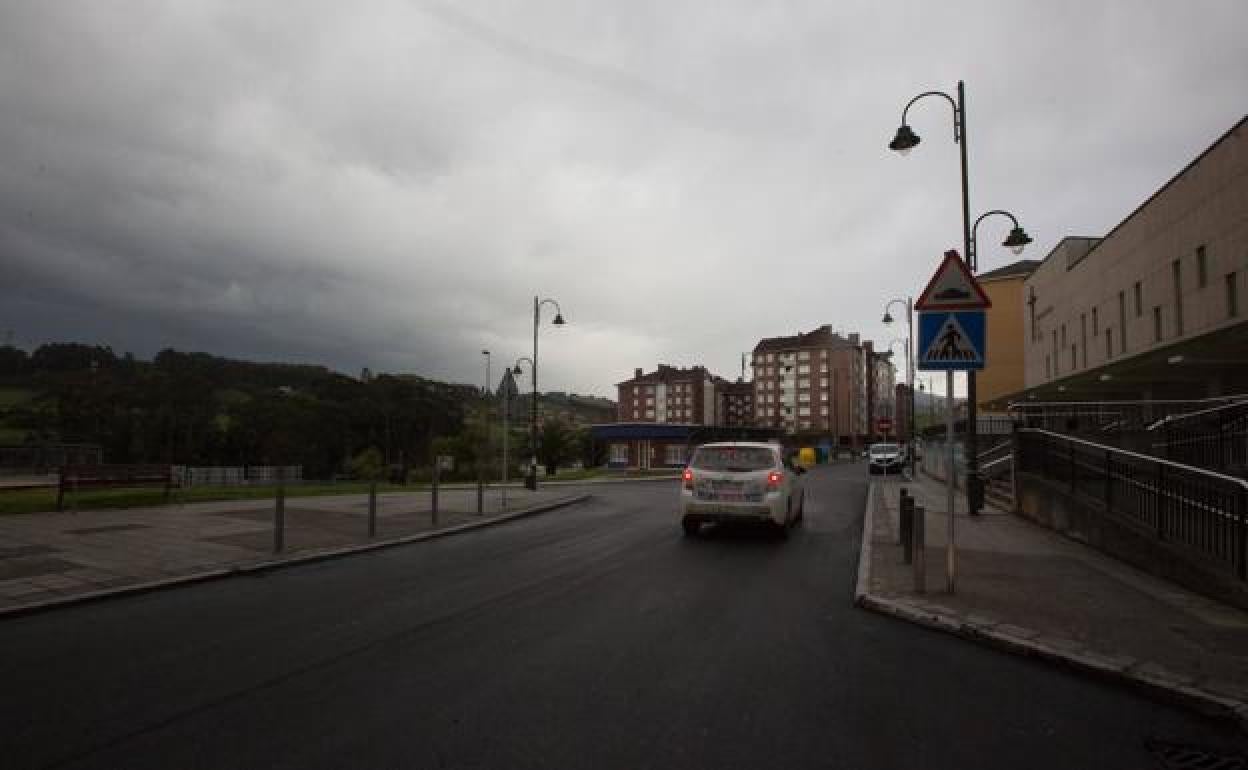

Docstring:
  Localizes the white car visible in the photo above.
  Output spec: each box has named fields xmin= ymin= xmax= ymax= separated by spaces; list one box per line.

xmin=679 ymin=442 xmax=806 ymax=537
xmin=867 ymin=442 xmax=904 ymax=475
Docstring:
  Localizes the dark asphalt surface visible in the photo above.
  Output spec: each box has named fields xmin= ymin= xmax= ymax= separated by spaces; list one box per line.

xmin=2 ymin=464 xmax=1245 ymax=769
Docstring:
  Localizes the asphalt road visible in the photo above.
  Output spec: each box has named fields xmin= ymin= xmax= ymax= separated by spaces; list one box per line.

xmin=2 ymin=464 xmax=1244 ymax=769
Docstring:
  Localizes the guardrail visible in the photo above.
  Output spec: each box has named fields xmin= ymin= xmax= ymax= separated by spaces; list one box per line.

xmin=1016 ymin=429 xmax=1247 ymax=581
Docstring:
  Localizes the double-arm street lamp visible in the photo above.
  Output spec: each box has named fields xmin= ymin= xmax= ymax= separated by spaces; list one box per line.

xmin=888 ymin=81 xmax=1032 ymax=514
xmin=524 ymin=296 xmax=565 ymax=489
xmin=882 ymin=299 xmax=915 ymax=477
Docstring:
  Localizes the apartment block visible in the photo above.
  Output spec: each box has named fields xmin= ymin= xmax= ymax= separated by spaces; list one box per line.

xmin=615 ymin=365 xmax=716 ymax=424
xmin=751 ymin=326 xmax=868 ymax=443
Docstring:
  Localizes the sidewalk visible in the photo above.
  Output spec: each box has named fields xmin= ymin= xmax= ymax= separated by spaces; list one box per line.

xmin=858 ymin=474 xmax=1248 ymax=727
xmin=0 ymin=486 xmax=586 ymax=615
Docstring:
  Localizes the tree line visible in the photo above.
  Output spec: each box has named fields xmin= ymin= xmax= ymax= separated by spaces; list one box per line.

xmin=0 ymin=344 xmax=603 ymax=480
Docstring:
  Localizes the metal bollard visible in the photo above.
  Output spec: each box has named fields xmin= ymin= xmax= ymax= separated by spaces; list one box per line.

xmin=900 ymin=490 xmax=914 ymax=564
xmin=368 ymin=482 xmax=377 ymax=538
xmin=431 ymin=465 xmax=439 ymax=528
xmin=477 ymin=475 xmax=484 ymax=515
xmin=274 ymin=481 xmax=286 ymax=553
xmin=912 ymin=504 xmax=926 ymax=593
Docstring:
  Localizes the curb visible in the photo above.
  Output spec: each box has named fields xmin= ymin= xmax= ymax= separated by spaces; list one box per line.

xmin=853 ymin=482 xmax=877 ymax=604
xmin=852 ymin=487 xmax=1248 ymax=733
xmin=0 ymin=494 xmax=591 ymax=620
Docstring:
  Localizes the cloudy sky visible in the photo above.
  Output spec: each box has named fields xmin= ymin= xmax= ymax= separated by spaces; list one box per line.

xmin=2 ymin=1 xmax=1245 ymax=397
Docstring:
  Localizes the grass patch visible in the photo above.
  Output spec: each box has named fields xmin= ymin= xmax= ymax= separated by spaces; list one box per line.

xmin=0 ymin=387 xmax=33 ymax=408
xmin=0 ymin=481 xmax=416 ymax=516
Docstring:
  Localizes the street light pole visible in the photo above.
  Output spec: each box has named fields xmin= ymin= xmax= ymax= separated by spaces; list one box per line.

xmin=482 ymin=350 xmax=491 ymax=395
xmin=891 ymin=80 xmax=989 ymax=513
xmin=529 ymin=296 xmax=566 ymax=490
xmin=883 ymin=298 xmax=916 ymax=478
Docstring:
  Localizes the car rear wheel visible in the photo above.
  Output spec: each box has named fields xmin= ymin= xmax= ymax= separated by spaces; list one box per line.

xmin=682 ymin=517 xmax=700 ymax=537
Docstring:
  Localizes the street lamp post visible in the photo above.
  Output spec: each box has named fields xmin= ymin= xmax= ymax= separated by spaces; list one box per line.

xmin=889 ymin=81 xmax=1033 ymax=515
xmin=482 ymin=350 xmax=491 ymax=395
xmin=510 ymin=357 xmax=533 ymax=494
xmin=883 ymin=299 xmax=916 ymax=478
xmin=528 ymin=296 xmax=566 ymax=490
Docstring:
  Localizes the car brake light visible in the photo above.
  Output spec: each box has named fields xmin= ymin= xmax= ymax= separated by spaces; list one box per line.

xmin=682 ymin=468 xmax=694 ymax=490
xmin=767 ymin=470 xmax=783 ymax=488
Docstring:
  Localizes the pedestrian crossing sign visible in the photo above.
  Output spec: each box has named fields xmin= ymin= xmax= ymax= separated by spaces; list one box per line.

xmin=917 ymin=311 xmax=986 ymax=371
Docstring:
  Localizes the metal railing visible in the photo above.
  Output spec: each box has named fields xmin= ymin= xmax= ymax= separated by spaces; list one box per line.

xmin=1149 ymin=399 xmax=1248 ymax=476
xmin=1017 ymin=429 xmax=1248 ymax=581
xmin=1008 ymin=395 xmax=1248 ymax=434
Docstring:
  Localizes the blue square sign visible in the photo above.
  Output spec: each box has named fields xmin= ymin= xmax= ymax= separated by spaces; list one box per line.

xmin=917 ymin=311 xmax=986 ymax=371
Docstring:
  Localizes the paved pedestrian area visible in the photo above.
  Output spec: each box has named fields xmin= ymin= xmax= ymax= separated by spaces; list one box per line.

xmin=0 ymin=485 xmax=581 ymax=612
xmin=864 ymin=474 xmax=1248 ymax=716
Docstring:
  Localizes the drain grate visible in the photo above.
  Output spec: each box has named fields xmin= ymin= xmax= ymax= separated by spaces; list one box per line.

xmin=1148 ymin=740 xmax=1247 ymax=770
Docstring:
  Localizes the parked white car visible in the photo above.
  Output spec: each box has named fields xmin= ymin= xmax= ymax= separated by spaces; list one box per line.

xmin=679 ymin=442 xmax=806 ymax=537
xmin=867 ymin=442 xmax=904 ymax=475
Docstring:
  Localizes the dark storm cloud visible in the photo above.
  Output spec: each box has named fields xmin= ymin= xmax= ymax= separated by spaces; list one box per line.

xmin=1 ymin=1 xmax=1245 ymax=395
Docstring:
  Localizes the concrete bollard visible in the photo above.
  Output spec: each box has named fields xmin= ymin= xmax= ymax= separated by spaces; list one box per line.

xmin=913 ymin=504 xmax=926 ymax=593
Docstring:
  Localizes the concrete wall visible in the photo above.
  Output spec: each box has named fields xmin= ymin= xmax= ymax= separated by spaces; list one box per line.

xmin=1016 ymin=472 xmax=1248 ymax=612
xmin=1024 ymin=119 xmax=1248 ymax=389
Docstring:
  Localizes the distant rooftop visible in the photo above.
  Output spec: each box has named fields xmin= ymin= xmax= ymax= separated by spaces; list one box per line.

xmin=977 ymin=259 xmax=1042 ymax=282
xmin=754 ymin=325 xmax=859 ymax=354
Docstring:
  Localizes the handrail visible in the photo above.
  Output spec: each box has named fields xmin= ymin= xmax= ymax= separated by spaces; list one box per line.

xmin=1009 ymin=393 xmax=1248 ymax=409
xmin=1147 ymin=398 xmax=1248 ymax=431
xmin=1020 ymin=428 xmax=1248 ymax=490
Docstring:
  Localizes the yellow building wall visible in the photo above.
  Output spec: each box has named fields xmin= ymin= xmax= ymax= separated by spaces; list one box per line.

xmin=978 ymin=275 xmax=1027 ymax=408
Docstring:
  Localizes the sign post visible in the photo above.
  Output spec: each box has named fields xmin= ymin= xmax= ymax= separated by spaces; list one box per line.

xmin=915 ymin=249 xmax=990 ymax=594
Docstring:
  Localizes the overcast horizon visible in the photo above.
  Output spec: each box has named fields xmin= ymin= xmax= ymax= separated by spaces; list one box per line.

xmin=3 ymin=2 xmax=1245 ymax=399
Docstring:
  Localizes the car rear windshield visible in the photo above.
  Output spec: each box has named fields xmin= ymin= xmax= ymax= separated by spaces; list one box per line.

xmin=870 ymin=444 xmax=900 ymax=454
xmin=690 ymin=446 xmax=777 ymax=471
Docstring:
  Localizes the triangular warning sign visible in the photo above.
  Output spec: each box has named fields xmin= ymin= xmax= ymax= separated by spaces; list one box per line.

xmin=915 ymin=250 xmax=991 ymax=311
xmin=921 ymin=314 xmax=983 ymax=365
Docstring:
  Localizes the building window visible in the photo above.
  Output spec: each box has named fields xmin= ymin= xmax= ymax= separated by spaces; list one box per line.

xmin=610 ymin=444 xmax=629 ymax=464
xmin=1080 ymin=314 xmax=1088 ymax=368
xmin=1153 ymin=306 xmax=1162 ymax=342
xmin=1172 ymin=259 xmax=1183 ymax=336
xmin=820 ymin=392 xmax=829 ymax=402
xmin=664 ymin=445 xmax=686 ymax=465
xmin=1051 ymin=330 xmax=1059 ymax=376
xmin=798 ymin=351 xmax=810 ymax=361
xmin=821 ymin=406 xmax=829 ymax=416
xmin=1133 ymin=281 xmax=1142 ymax=317
xmin=798 ymin=407 xmax=810 ymax=417
xmin=1118 ymin=290 xmax=1127 ymax=354
xmin=798 ymin=392 xmax=810 ymax=403
xmin=645 ymin=409 xmax=654 ymax=418
xmin=1197 ymin=245 xmax=1207 ymax=288
xmin=1228 ymin=272 xmax=1239 ymax=318
xmin=1061 ymin=324 xmax=1067 ymax=350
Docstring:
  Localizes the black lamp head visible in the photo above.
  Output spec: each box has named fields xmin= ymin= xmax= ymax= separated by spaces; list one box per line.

xmin=1003 ymin=226 xmax=1033 ymax=255
xmin=889 ymin=124 xmax=920 ymax=155
xmin=552 ymin=313 xmax=566 ymax=326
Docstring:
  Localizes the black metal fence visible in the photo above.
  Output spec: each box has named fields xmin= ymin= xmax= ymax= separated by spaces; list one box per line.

xmin=1009 ymin=395 xmax=1248 ymax=434
xmin=1017 ymin=429 xmax=1247 ymax=581
xmin=1150 ymin=400 xmax=1248 ymax=477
